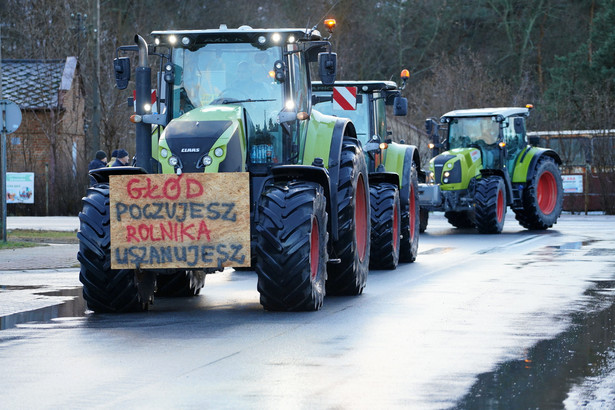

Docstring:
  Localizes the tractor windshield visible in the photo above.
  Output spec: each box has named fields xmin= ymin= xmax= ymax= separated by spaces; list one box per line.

xmin=313 ymin=93 xmax=370 ymax=145
xmin=448 ymin=117 xmax=500 ymax=149
xmin=172 ymin=43 xmax=283 ymax=129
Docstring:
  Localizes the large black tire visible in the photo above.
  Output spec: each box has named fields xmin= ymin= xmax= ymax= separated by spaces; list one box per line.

xmin=255 ymin=181 xmax=328 ymax=311
xmin=474 ymin=176 xmax=507 ymax=234
xmin=419 ymin=207 xmax=429 ymax=233
xmin=369 ymin=182 xmax=400 ymax=270
xmin=514 ymin=157 xmax=564 ymax=230
xmin=326 ymin=140 xmax=370 ymax=295
xmin=399 ymin=162 xmax=420 ymax=262
xmin=444 ymin=210 xmax=475 ymax=229
xmin=77 ymin=184 xmax=151 ymax=313
xmin=155 ymin=270 xmax=205 ymax=297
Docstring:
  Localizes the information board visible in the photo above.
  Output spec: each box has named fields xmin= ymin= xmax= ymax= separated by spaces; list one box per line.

xmin=562 ymin=174 xmax=583 ymax=194
xmin=109 ymin=173 xmax=250 ymax=269
xmin=6 ymin=172 xmax=34 ymax=204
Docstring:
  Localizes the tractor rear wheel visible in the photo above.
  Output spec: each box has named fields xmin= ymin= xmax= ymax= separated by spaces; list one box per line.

xmin=77 ymin=184 xmax=152 ymax=313
xmin=369 ymin=182 xmax=400 ymax=270
xmin=399 ymin=162 xmax=420 ymax=263
xmin=155 ymin=270 xmax=205 ymax=297
xmin=327 ymin=140 xmax=370 ymax=295
xmin=474 ymin=176 xmax=507 ymax=234
xmin=255 ymin=181 xmax=328 ymax=311
xmin=444 ymin=210 xmax=475 ymax=229
xmin=514 ymin=157 xmax=563 ymax=230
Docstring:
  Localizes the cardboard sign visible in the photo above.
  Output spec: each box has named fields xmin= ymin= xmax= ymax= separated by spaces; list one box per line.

xmin=109 ymin=173 xmax=250 ymax=269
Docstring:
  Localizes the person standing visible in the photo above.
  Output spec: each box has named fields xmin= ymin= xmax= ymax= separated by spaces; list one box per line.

xmin=112 ymin=149 xmax=130 ymax=166
xmin=88 ymin=150 xmax=107 ymax=186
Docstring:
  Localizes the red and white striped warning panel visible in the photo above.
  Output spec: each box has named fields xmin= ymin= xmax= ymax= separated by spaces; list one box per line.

xmin=333 ymin=86 xmax=357 ymax=111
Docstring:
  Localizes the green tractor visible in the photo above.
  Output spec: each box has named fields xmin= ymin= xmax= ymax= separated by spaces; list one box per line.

xmin=78 ymin=22 xmax=372 ymax=313
xmin=312 ymin=73 xmax=421 ymax=270
xmin=419 ymin=106 xmax=564 ymax=234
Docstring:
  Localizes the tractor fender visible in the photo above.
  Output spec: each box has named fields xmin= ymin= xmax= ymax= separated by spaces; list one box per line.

xmin=368 ymin=172 xmax=400 ymax=187
xmin=512 ymin=147 xmax=562 ymax=183
xmin=480 ymin=168 xmax=513 ymax=206
xmin=89 ymin=166 xmax=148 ymax=184
xmin=383 ymin=143 xmax=420 ymax=207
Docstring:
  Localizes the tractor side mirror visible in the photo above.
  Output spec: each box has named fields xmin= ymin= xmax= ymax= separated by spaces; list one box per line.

xmin=113 ymin=57 xmax=131 ymax=90
xmin=514 ymin=117 xmax=525 ymax=134
xmin=385 ymin=90 xmax=400 ymax=106
xmin=318 ymin=52 xmax=337 ymax=85
xmin=393 ymin=96 xmax=408 ymax=116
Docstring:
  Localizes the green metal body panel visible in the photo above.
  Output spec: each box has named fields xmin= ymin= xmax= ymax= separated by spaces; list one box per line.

xmin=383 ymin=142 xmax=410 ymax=188
xmin=428 ymin=148 xmax=483 ymax=190
xmin=157 ymin=105 xmax=246 ymax=174
xmin=512 ymin=146 xmax=547 ymax=183
xmin=301 ymin=109 xmax=337 ymax=167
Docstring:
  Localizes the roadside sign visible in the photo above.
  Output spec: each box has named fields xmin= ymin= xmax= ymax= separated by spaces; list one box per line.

xmin=562 ymin=174 xmax=583 ymax=193
xmin=0 ymin=100 xmax=22 ymax=133
xmin=6 ymin=172 xmax=34 ymax=204
xmin=333 ymin=86 xmax=357 ymax=110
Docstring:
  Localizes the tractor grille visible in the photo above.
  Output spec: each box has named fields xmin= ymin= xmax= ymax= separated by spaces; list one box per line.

xmin=165 ymin=120 xmax=232 ymax=173
xmin=433 ymin=154 xmax=455 ymax=184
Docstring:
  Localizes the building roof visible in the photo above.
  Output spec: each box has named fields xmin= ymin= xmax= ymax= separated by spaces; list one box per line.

xmin=1 ymin=57 xmax=78 ymax=110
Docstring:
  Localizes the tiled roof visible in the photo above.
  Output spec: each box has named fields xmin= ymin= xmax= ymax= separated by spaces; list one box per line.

xmin=1 ymin=57 xmax=78 ymax=110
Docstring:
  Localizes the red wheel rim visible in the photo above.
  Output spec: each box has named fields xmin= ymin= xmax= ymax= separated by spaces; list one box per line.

xmin=355 ymin=175 xmax=367 ymax=262
xmin=310 ymin=218 xmax=319 ymax=280
xmin=393 ymin=201 xmax=399 ymax=252
xmin=537 ymin=171 xmax=557 ymax=215
xmin=409 ymin=184 xmax=416 ymax=240
xmin=496 ymin=187 xmax=504 ymax=223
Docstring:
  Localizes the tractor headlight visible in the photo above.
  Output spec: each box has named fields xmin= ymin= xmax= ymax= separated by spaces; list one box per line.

xmin=214 ymin=147 xmax=224 ymax=158
xmin=202 ymin=155 xmax=213 ymax=166
xmin=160 ymin=148 xmax=168 ymax=158
xmin=168 ymin=156 xmax=179 ymax=166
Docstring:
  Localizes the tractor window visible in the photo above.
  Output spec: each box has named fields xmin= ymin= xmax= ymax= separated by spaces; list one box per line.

xmin=374 ymin=96 xmax=387 ymax=140
xmin=448 ymin=117 xmax=500 ymax=149
xmin=312 ymin=91 xmax=370 ymax=145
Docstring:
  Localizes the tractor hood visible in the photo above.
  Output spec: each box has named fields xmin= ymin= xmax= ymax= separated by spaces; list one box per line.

xmin=158 ymin=105 xmax=246 ymax=174
xmin=429 ymin=148 xmax=482 ymax=189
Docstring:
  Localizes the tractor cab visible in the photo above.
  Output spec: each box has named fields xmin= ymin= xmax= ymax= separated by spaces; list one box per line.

xmin=115 ymin=25 xmax=337 ymax=175
xmin=439 ymin=107 xmax=530 ymax=173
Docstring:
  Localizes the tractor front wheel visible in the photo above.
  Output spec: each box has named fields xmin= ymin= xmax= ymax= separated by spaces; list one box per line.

xmin=77 ymin=184 xmax=152 ymax=313
xmin=444 ymin=210 xmax=475 ymax=229
xmin=255 ymin=181 xmax=328 ymax=311
xmin=327 ymin=140 xmax=370 ymax=295
xmin=514 ymin=157 xmax=563 ymax=230
xmin=474 ymin=176 xmax=507 ymax=234
xmin=369 ymin=182 xmax=400 ymax=270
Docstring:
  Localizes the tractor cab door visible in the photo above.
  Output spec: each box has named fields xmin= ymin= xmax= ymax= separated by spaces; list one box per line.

xmin=502 ymin=116 xmax=527 ymax=175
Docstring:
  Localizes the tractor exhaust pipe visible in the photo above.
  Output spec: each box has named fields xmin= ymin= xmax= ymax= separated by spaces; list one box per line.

xmin=134 ymin=34 xmax=153 ymax=173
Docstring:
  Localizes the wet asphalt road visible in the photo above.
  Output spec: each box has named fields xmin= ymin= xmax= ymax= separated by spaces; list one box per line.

xmin=0 ymin=212 xmax=614 ymax=408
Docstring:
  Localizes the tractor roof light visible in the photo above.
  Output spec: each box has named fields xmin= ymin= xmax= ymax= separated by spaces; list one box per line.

xmin=154 ymin=37 xmax=160 ymax=45
xmin=181 ymin=36 xmax=190 ymax=45
xmin=324 ymin=19 xmax=336 ymax=33
xmin=168 ymin=35 xmax=177 ymax=45
xmin=258 ymin=35 xmax=267 ymax=45
xmin=428 ymin=142 xmax=435 ymax=149
xmin=400 ymin=69 xmax=410 ymax=90
xmin=288 ymin=35 xmax=296 ymax=43
xmin=271 ymin=33 xmax=281 ymax=43
xmin=526 ymin=103 xmax=534 ymax=110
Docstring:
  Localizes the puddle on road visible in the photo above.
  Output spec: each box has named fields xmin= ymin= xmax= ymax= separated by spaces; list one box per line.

xmin=453 ymin=280 xmax=615 ymax=409
xmin=0 ymin=287 xmax=87 ymax=331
